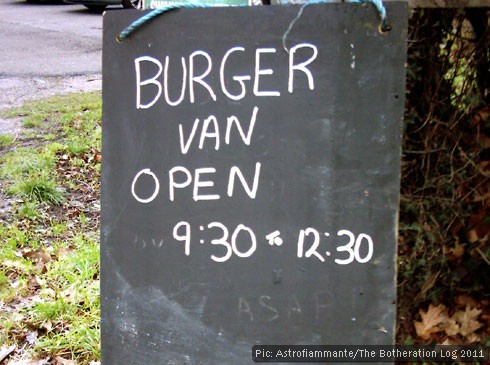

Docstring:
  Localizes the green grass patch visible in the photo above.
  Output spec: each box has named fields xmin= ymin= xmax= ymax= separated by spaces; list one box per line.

xmin=2 ymin=92 xmax=102 ymax=131
xmin=0 ymin=134 xmax=15 ymax=148
xmin=11 ymin=176 xmax=65 ymax=205
xmin=0 ymin=91 xmax=101 ymax=363
xmin=1 ymin=147 xmax=56 ymax=178
xmin=16 ymin=202 xmax=41 ymax=221
xmin=30 ymin=236 xmax=100 ymax=361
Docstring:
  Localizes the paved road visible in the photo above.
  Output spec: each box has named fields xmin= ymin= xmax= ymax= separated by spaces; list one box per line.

xmin=0 ymin=0 xmax=111 ymax=112
xmin=0 ymin=0 xmax=103 ymax=76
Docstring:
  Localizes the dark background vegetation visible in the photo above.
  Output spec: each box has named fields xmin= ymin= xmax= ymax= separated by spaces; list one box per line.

xmin=397 ymin=7 xmax=489 ymax=345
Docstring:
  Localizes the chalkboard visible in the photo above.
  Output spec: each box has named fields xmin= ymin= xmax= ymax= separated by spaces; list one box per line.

xmin=102 ymin=3 xmax=407 ymax=364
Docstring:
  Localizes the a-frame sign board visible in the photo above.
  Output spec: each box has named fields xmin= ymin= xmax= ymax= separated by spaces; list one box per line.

xmin=102 ymin=3 xmax=407 ymax=363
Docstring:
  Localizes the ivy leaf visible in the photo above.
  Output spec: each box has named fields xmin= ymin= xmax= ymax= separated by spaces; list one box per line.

xmin=414 ymin=304 xmax=448 ymax=340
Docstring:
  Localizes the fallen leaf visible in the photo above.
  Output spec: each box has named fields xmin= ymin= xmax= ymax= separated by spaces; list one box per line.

xmin=444 ymin=317 xmax=461 ymax=337
xmin=22 ymin=248 xmax=51 ymax=264
xmin=440 ymin=338 xmax=458 ymax=345
xmin=21 ymin=248 xmax=52 ymax=273
xmin=57 ymin=246 xmax=75 ymax=259
xmin=466 ymin=332 xmax=481 ymax=343
xmin=414 ymin=303 xmax=448 ymax=340
xmin=467 ymin=229 xmax=479 ymax=243
xmin=0 ymin=345 xmax=16 ymax=363
xmin=471 ymin=187 xmax=490 ymax=203
xmin=446 ymin=305 xmax=483 ymax=338
xmin=9 ymin=359 xmax=49 ymax=365
xmin=62 ymin=286 xmax=78 ymax=302
xmin=26 ymin=331 xmax=38 ymax=344
xmin=55 ymin=356 xmax=77 ymax=365
xmin=28 ymin=275 xmax=45 ymax=289
xmin=3 ymin=259 xmax=26 ymax=272
xmin=41 ymin=320 xmax=53 ymax=331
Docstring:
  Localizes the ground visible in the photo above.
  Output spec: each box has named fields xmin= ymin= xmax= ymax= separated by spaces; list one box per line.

xmin=0 ymin=75 xmax=102 ymax=135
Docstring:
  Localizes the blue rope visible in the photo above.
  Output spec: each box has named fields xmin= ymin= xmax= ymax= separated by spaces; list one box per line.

xmin=117 ymin=3 xmax=218 ymax=42
xmin=117 ymin=0 xmax=389 ymax=42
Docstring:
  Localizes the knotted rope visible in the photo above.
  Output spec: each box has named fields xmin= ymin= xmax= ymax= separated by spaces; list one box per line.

xmin=117 ymin=0 xmax=389 ymax=42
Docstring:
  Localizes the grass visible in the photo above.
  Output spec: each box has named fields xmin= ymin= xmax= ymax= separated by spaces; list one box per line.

xmin=12 ymin=177 xmax=65 ymax=206
xmin=0 ymin=92 xmax=101 ymax=364
xmin=30 ymin=234 xmax=100 ymax=360
xmin=0 ymin=134 xmax=15 ymax=148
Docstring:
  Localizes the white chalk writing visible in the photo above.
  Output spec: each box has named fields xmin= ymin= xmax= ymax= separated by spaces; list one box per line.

xmin=134 ymin=43 xmax=318 ymax=109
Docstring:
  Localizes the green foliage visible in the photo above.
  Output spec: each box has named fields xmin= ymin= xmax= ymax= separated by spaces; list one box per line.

xmin=0 ymin=91 xmax=101 ymax=363
xmin=0 ymin=134 xmax=15 ymax=147
xmin=12 ymin=177 xmax=65 ymax=205
xmin=29 ymin=236 xmax=100 ymax=361
xmin=1 ymin=147 xmax=55 ymax=178
xmin=16 ymin=202 xmax=41 ymax=220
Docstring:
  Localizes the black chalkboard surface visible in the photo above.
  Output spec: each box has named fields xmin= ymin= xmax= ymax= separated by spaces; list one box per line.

xmin=102 ymin=3 xmax=407 ymax=364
